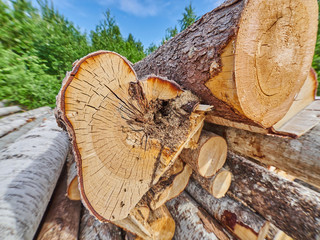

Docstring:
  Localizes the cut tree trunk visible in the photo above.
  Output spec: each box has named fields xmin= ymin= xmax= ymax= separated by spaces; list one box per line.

xmin=0 ymin=105 xmax=21 ymax=117
xmin=166 ymin=191 xmax=230 ymax=240
xmin=205 ymin=122 xmax=320 ymax=188
xmin=0 ymin=106 xmax=51 ymax=137
xmin=226 ymin=151 xmax=320 ymax=240
xmin=186 ymin=178 xmax=269 ymax=240
xmin=0 ymin=116 xmax=69 ymax=239
xmin=67 ymin=158 xmax=81 ymax=201
xmin=180 ymin=130 xmax=227 ymax=178
xmin=36 ymin=165 xmax=81 ymax=240
xmin=79 ymin=208 xmax=123 ymax=240
xmin=55 ymin=51 xmax=205 ymax=221
xmin=192 ymin=168 xmax=232 ymax=198
xmin=135 ymin=205 xmax=175 ymax=240
xmin=147 ymin=158 xmax=192 ymax=210
xmin=134 ymin=0 xmax=318 ymax=129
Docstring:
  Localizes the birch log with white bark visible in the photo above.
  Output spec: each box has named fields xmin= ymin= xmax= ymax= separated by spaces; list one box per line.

xmin=0 ymin=106 xmax=21 ymax=117
xmin=79 ymin=208 xmax=123 ymax=240
xmin=0 ymin=116 xmax=69 ymax=240
xmin=0 ymin=106 xmax=51 ymax=137
xmin=186 ymin=179 xmax=269 ymax=240
xmin=166 ymin=192 xmax=230 ymax=240
xmin=226 ymin=151 xmax=320 ymax=240
xmin=36 ymin=165 xmax=81 ymax=240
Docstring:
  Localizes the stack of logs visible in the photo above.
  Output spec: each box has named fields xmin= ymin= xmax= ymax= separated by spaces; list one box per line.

xmin=3 ymin=0 xmax=319 ymax=239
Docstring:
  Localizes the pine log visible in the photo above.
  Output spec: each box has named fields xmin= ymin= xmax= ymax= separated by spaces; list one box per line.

xmin=226 ymin=151 xmax=320 ymax=240
xmin=80 ymin=208 xmax=123 ymax=240
xmin=166 ymin=191 xmax=230 ymax=240
xmin=0 ymin=116 xmax=69 ymax=239
xmin=0 ymin=105 xmax=21 ymax=117
xmin=180 ymin=130 xmax=227 ymax=177
xmin=36 ymin=165 xmax=81 ymax=240
xmin=186 ymin=179 xmax=269 ymax=240
xmin=55 ymin=51 xmax=205 ymax=221
xmin=205 ymin=122 xmax=320 ymax=188
xmin=67 ymin=158 xmax=81 ymax=201
xmin=272 ymin=68 xmax=318 ymax=133
xmin=0 ymin=106 xmax=51 ymax=137
xmin=192 ymin=168 xmax=232 ymax=198
xmin=147 ymin=158 xmax=192 ymax=210
xmin=134 ymin=0 xmax=318 ymax=129
xmin=135 ymin=205 xmax=175 ymax=240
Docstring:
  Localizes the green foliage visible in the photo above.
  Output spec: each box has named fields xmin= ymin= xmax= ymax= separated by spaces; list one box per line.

xmin=0 ymin=0 xmax=145 ymax=109
xmin=178 ymin=2 xmax=198 ymax=32
xmin=90 ymin=10 xmax=145 ymax=63
xmin=312 ymin=0 xmax=320 ymax=95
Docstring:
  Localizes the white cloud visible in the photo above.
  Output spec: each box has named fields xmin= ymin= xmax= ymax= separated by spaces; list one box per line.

xmin=96 ymin=0 xmax=163 ymax=17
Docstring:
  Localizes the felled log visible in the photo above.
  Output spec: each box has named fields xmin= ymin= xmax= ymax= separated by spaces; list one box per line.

xmin=134 ymin=0 xmax=318 ymax=129
xmin=36 ymin=165 xmax=81 ymax=240
xmin=180 ymin=130 xmax=227 ymax=177
xmin=0 ymin=116 xmax=69 ymax=239
xmin=226 ymin=151 xmax=320 ymax=240
xmin=205 ymin=122 xmax=320 ymax=188
xmin=147 ymin=158 xmax=192 ymax=210
xmin=80 ymin=208 xmax=123 ymax=240
xmin=135 ymin=205 xmax=175 ymax=240
xmin=67 ymin=158 xmax=81 ymax=201
xmin=166 ymin=191 xmax=230 ymax=240
xmin=0 ymin=105 xmax=21 ymax=117
xmin=272 ymin=68 xmax=318 ymax=135
xmin=0 ymin=106 xmax=51 ymax=137
xmin=192 ymin=168 xmax=232 ymax=198
xmin=55 ymin=51 xmax=206 ymax=221
xmin=186 ymin=179 xmax=269 ymax=240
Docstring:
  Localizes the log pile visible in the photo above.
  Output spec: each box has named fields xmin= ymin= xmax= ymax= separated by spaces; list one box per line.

xmin=0 ymin=0 xmax=320 ymax=239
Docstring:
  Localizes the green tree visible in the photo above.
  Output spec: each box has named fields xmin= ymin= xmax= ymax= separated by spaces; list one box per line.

xmin=312 ymin=0 xmax=320 ymax=95
xmin=178 ymin=2 xmax=198 ymax=32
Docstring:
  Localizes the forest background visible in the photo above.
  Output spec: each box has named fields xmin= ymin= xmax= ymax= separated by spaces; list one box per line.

xmin=0 ymin=0 xmax=319 ymax=109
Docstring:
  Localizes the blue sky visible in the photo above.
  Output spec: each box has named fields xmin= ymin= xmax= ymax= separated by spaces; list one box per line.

xmin=30 ymin=0 xmax=224 ymax=48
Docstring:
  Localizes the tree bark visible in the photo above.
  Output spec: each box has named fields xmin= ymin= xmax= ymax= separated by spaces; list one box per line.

xmin=134 ymin=0 xmax=318 ymax=129
xmin=180 ymin=130 xmax=227 ymax=178
xmin=0 ymin=106 xmax=51 ymax=137
xmin=0 ymin=116 xmax=69 ymax=239
xmin=186 ymin=178 xmax=269 ymax=240
xmin=0 ymin=105 xmax=21 ymax=117
xmin=36 ymin=165 xmax=81 ymax=240
xmin=80 ymin=208 xmax=123 ymax=240
xmin=205 ymin=122 xmax=320 ymax=188
xmin=192 ymin=168 xmax=232 ymax=198
xmin=226 ymin=151 xmax=320 ymax=240
xmin=166 ymin=192 xmax=230 ymax=240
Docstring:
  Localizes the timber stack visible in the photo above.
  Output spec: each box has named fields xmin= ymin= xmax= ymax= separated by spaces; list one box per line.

xmin=0 ymin=0 xmax=319 ymax=239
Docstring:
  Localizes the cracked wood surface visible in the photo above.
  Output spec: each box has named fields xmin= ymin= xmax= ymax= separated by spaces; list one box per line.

xmin=55 ymin=51 xmax=205 ymax=221
xmin=134 ymin=0 xmax=318 ymax=128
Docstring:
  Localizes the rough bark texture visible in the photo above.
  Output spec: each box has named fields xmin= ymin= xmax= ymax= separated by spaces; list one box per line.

xmin=80 ymin=208 xmax=123 ymax=240
xmin=205 ymin=122 xmax=320 ymax=188
xmin=133 ymin=0 xmax=318 ymax=128
xmin=36 ymin=165 xmax=81 ymax=240
xmin=166 ymin=192 xmax=229 ymax=240
xmin=0 ymin=106 xmax=51 ymax=138
xmin=0 ymin=116 xmax=69 ymax=239
xmin=226 ymin=151 xmax=320 ymax=240
xmin=186 ymin=178 xmax=269 ymax=240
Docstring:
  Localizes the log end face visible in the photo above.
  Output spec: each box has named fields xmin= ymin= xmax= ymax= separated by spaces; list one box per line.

xmin=235 ymin=0 xmax=318 ymax=127
xmin=210 ymin=170 xmax=232 ymax=199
